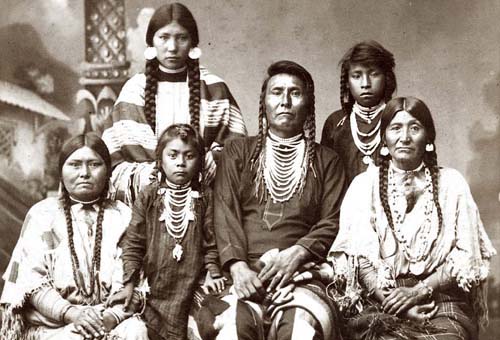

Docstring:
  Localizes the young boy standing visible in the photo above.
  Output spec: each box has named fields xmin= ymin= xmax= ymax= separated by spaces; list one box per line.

xmin=321 ymin=41 xmax=396 ymax=183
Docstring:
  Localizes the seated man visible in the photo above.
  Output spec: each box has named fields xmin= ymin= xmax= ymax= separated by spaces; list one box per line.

xmin=211 ymin=60 xmax=347 ymax=340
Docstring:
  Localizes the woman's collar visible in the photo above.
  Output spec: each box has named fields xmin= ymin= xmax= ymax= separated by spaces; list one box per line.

xmin=389 ymin=160 xmax=425 ymax=173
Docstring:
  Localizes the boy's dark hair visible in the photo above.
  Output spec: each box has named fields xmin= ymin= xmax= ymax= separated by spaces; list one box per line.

xmin=339 ymin=40 xmax=396 ymax=116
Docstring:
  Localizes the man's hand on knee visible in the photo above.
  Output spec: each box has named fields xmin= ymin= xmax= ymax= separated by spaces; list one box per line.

xmin=229 ymin=261 xmax=265 ymax=299
xmin=258 ymin=245 xmax=310 ymax=292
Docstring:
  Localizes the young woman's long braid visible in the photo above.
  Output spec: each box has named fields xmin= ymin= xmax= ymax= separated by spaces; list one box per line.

xmin=187 ymin=58 xmax=201 ymax=133
xmin=144 ymin=59 xmax=159 ymax=133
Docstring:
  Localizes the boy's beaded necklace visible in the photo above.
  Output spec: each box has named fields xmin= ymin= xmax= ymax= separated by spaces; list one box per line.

xmin=158 ymin=179 xmax=197 ymax=262
xmin=350 ymin=102 xmax=385 ymax=165
xmin=262 ymin=131 xmax=306 ymax=203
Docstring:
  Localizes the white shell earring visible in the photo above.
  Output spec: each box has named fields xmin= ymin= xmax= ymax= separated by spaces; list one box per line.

xmin=380 ymin=146 xmax=389 ymax=156
xmin=144 ymin=46 xmax=157 ymax=60
xmin=188 ymin=47 xmax=202 ymax=59
xmin=425 ymin=143 xmax=434 ymax=152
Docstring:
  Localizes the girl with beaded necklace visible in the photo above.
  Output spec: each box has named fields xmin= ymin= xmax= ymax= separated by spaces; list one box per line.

xmin=321 ymin=40 xmax=396 ymax=184
xmin=0 ymin=133 xmax=147 ymax=340
xmin=100 ymin=2 xmax=246 ymax=206
xmin=108 ymin=124 xmax=224 ymax=340
xmin=328 ymin=97 xmax=496 ymax=340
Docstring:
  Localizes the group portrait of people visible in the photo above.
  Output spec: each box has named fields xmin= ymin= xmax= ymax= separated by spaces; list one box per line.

xmin=0 ymin=2 xmax=496 ymax=340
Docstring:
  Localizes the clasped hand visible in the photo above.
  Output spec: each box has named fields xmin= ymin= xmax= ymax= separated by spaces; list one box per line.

xmin=67 ymin=305 xmax=108 ymax=339
xmin=405 ymin=301 xmax=439 ymax=322
xmin=381 ymin=285 xmax=430 ymax=316
xmin=230 ymin=245 xmax=309 ymax=299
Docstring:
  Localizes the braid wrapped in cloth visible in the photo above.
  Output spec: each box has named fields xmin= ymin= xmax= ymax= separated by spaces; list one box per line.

xmin=327 ymin=165 xmax=496 ymax=340
xmin=100 ymin=66 xmax=246 ymax=205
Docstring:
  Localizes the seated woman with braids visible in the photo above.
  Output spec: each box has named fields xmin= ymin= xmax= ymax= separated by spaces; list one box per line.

xmin=100 ymin=2 xmax=246 ymax=206
xmin=328 ymin=97 xmax=496 ymax=340
xmin=0 ymin=133 xmax=147 ymax=339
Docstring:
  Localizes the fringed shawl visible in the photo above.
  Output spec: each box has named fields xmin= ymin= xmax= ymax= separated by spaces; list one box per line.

xmin=328 ymin=166 xmax=496 ymax=327
xmin=101 ymin=66 xmax=247 ymax=168
xmin=0 ymin=197 xmax=131 ymax=339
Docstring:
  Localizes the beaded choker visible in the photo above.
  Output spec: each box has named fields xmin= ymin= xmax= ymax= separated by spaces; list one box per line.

xmin=69 ymin=196 xmax=100 ymax=205
xmin=261 ymin=131 xmax=307 ymax=203
xmin=158 ymin=64 xmax=187 ymax=74
xmin=350 ymin=102 xmax=386 ymax=165
xmin=158 ymin=180 xmax=197 ymax=262
xmin=157 ymin=64 xmax=188 ymax=82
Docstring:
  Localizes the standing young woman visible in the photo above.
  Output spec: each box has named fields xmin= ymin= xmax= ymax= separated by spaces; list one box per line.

xmin=101 ymin=2 xmax=246 ymax=205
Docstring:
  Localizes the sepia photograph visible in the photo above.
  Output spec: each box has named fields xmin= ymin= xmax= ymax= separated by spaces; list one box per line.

xmin=0 ymin=0 xmax=499 ymax=339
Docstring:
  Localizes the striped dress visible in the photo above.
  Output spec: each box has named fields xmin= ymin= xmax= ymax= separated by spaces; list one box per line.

xmin=101 ymin=67 xmax=247 ymax=204
xmin=120 ymin=185 xmax=220 ymax=340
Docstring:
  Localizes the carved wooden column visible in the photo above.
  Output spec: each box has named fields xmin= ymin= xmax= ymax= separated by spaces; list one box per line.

xmin=77 ymin=0 xmax=130 ymax=133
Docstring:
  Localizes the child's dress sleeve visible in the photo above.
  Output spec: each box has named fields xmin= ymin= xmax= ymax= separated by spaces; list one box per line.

xmin=201 ymin=189 xmax=222 ymax=278
xmin=120 ymin=188 xmax=150 ymax=285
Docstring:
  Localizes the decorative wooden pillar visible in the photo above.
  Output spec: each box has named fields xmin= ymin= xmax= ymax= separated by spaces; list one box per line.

xmin=77 ymin=0 xmax=130 ymax=133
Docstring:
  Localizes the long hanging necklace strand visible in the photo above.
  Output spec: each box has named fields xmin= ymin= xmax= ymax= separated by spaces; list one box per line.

xmin=158 ymin=180 xmax=195 ymax=262
xmin=387 ymin=163 xmax=437 ymax=271
xmin=350 ymin=102 xmax=385 ymax=165
xmin=263 ymin=131 xmax=306 ymax=203
xmin=66 ymin=200 xmax=103 ymax=303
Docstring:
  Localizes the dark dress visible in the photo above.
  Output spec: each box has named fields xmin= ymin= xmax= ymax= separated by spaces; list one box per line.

xmin=120 ymin=184 xmax=220 ymax=340
xmin=321 ymin=109 xmax=382 ymax=184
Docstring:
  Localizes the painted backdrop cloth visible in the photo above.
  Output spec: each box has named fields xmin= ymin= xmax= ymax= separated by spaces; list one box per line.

xmin=120 ymin=185 xmax=220 ymax=340
xmin=0 ymin=197 xmax=147 ymax=339
xmin=321 ymin=109 xmax=382 ymax=184
xmin=328 ymin=165 xmax=496 ymax=340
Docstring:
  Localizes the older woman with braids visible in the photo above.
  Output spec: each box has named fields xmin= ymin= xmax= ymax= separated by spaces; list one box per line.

xmin=328 ymin=97 xmax=496 ymax=340
xmin=100 ymin=2 xmax=246 ymax=206
xmin=0 ymin=133 xmax=147 ymax=339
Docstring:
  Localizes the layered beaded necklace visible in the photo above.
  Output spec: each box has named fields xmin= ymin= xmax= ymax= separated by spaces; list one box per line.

xmin=261 ymin=131 xmax=307 ymax=203
xmin=65 ymin=196 xmax=103 ymax=303
xmin=158 ymin=180 xmax=197 ymax=262
xmin=350 ymin=102 xmax=385 ymax=165
xmin=386 ymin=162 xmax=437 ymax=274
